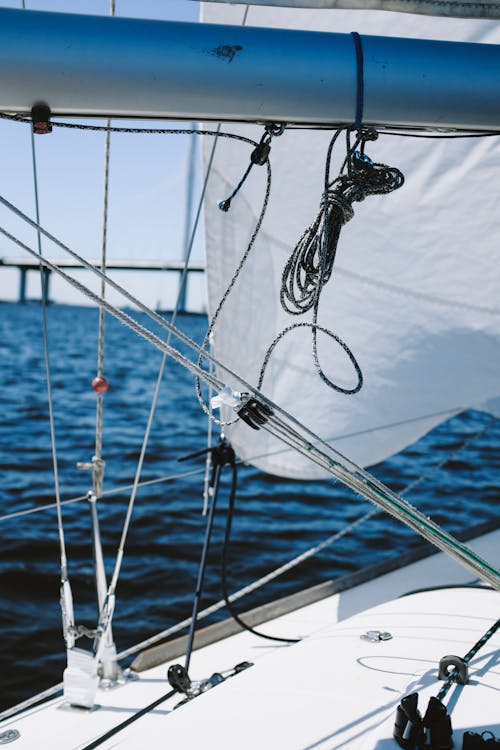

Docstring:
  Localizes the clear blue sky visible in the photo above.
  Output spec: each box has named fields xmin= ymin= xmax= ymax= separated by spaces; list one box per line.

xmin=0 ymin=1 xmax=208 ymax=311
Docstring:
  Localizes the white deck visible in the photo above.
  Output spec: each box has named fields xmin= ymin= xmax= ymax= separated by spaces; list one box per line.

xmin=1 ymin=529 xmax=498 ymax=750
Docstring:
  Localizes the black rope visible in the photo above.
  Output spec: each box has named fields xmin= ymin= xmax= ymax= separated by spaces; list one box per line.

xmin=81 ymin=688 xmax=176 ymax=750
xmin=2 ymin=111 xmax=499 ymax=140
xmin=182 ymin=440 xmax=233 ymax=672
xmin=258 ymin=321 xmax=363 ymax=395
xmin=178 ymin=435 xmax=299 ymax=663
xmin=395 ymin=615 xmax=500 ymax=747
xmin=218 ymin=123 xmax=284 ymax=212
xmin=221 ymin=458 xmax=300 ymax=645
xmin=281 ymin=127 xmax=404 ymax=318
xmin=0 ymin=111 xmax=263 ymax=152
xmin=263 ymin=127 xmax=404 ymax=395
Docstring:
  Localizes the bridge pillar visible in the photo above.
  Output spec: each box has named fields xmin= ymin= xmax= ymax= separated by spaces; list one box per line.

xmin=41 ymin=268 xmax=51 ymax=305
xmin=19 ymin=268 xmax=27 ymax=304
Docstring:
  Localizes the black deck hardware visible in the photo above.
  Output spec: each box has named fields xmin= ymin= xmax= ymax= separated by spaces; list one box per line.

xmin=393 ymin=692 xmax=424 ymax=749
xmin=463 ymin=731 xmax=500 ymax=749
xmin=31 ymin=104 xmax=52 ymax=134
xmin=438 ymin=655 xmax=469 ymax=684
xmin=172 ymin=661 xmax=253 ymax=710
xmin=394 ymin=693 xmax=453 ymax=749
xmin=167 ymin=664 xmax=192 ymax=695
xmin=422 ymin=696 xmax=453 ymax=750
xmin=236 ymin=394 xmax=273 ymax=430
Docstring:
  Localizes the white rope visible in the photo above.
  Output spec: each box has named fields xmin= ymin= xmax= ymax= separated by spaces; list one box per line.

xmin=203 ymin=335 xmax=216 ymax=516
xmin=93 ymin=120 xmax=111 ymax=494
xmin=104 ymin=123 xmax=222 ymax=608
xmin=0 ymin=682 xmax=63 ymax=723
xmin=0 ymin=407 xmax=486 ymax=524
xmin=0 ymin=467 xmax=206 ymax=523
xmin=0 ymin=406 xmax=464 ymax=523
xmin=24 ymin=65 xmax=69 ymax=590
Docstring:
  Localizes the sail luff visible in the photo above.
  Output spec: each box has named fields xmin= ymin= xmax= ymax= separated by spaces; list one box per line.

xmin=1 ymin=7 xmax=500 ymax=130
xmin=196 ymin=0 xmax=500 ymax=21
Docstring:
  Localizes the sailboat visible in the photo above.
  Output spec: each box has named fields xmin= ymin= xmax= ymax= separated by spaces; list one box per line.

xmin=0 ymin=1 xmax=498 ymax=748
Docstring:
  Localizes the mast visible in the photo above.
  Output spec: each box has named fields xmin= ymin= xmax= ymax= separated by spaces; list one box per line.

xmin=1 ymin=7 xmax=500 ymax=131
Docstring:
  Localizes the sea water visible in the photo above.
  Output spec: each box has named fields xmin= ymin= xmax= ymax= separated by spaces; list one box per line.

xmin=0 ymin=303 xmax=498 ymax=711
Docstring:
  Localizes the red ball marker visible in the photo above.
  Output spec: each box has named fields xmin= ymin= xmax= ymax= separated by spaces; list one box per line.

xmin=92 ymin=376 xmax=109 ymax=394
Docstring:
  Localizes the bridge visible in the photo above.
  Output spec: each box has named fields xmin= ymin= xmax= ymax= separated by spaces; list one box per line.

xmin=0 ymin=257 xmax=205 ymax=310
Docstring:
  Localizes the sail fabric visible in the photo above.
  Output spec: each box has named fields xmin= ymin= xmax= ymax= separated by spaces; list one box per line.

xmin=199 ymin=0 xmax=500 ymax=20
xmin=201 ymin=3 xmax=500 ymax=478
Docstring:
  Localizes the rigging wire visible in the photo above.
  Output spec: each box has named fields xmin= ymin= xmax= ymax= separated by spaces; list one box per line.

xmin=1 ymin=215 xmax=498 ymax=592
xmin=0 ymin=125 xmax=278 ymax=417
xmin=203 ymin=334 xmax=216 ymax=516
xmin=0 ymin=404 xmax=466 ymax=524
xmin=101 ymin=123 xmax=222 ymax=622
xmin=117 ymin=414 xmax=498 ymax=660
xmin=0 ymin=466 xmax=207 ymax=524
xmin=21 ymin=2 xmax=74 ymax=648
xmin=0 ymin=416 xmax=496 ymax=721
xmin=93 ymin=112 xmax=112 ymax=498
xmin=29 ymin=126 xmax=68 ymax=577
xmin=1 ymin=404 xmax=473 ymax=523
xmin=0 ymin=132 xmax=269 ymax=390
xmin=1 ymin=83 xmax=499 ymax=707
xmin=1 ymin=119 xmax=499 ymax=592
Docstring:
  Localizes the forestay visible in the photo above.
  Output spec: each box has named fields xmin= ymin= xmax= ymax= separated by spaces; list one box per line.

xmin=201 ymin=3 xmax=500 ymax=478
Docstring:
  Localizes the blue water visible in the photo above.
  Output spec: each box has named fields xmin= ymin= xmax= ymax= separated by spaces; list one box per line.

xmin=0 ymin=303 xmax=498 ymax=711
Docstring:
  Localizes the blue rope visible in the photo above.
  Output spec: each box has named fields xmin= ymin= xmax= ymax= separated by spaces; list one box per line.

xmin=351 ymin=32 xmax=364 ymax=130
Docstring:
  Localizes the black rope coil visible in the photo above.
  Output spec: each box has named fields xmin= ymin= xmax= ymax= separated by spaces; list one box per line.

xmin=264 ymin=128 xmax=405 ymax=396
xmin=281 ymin=129 xmax=404 ymax=316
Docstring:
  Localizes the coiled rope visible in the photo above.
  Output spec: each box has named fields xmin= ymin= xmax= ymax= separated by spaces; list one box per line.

xmin=265 ymin=127 xmax=404 ymax=394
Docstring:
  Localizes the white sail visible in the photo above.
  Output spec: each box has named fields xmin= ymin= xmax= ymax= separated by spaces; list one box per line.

xmin=202 ymin=3 xmax=500 ymax=478
xmin=199 ymin=0 xmax=500 ymax=20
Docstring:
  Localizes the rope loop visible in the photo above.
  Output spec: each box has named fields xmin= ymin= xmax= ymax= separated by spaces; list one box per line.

xmin=259 ymin=322 xmax=363 ymax=395
xmin=274 ymin=128 xmax=404 ymax=398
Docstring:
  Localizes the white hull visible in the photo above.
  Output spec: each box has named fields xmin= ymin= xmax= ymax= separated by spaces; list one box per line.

xmin=1 ymin=527 xmax=497 ymax=749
